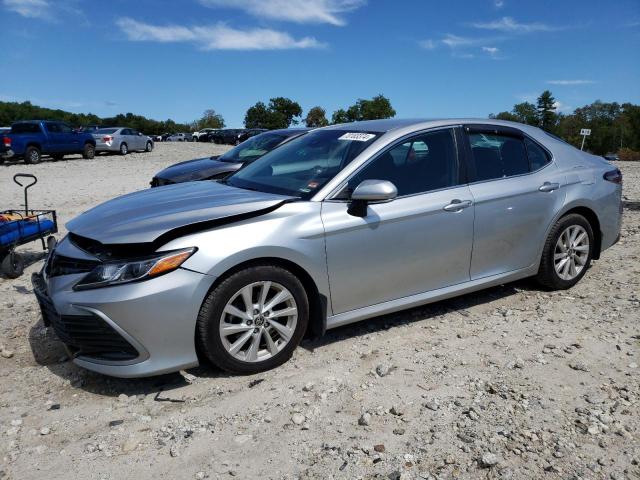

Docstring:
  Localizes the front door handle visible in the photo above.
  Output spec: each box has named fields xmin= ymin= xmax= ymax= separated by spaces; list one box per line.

xmin=539 ymin=182 xmax=560 ymax=192
xmin=443 ymin=199 xmax=473 ymax=212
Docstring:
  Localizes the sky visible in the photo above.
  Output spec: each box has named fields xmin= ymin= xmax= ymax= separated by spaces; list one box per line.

xmin=0 ymin=0 xmax=639 ymax=127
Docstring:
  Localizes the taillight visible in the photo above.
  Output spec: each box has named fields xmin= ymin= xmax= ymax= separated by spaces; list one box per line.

xmin=603 ymin=168 xmax=622 ymax=184
xmin=2 ymin=137 xmax=10 ymax=147
xmin=102 ymin=135 xmax=112 ymax=143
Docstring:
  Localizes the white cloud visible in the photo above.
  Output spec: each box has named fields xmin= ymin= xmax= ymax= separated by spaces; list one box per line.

xmin=116 ymin=17 xmax=325 ymax=50
xmin=471 ymin=16 xmax=558 ymax=33
xmin=482 ymin=46 xmax=499 ymax=55
xmin=546 ymin=79 xmax=595 ymax=85
xmin=553 ymin=100 xmax=572 ymax=113
xmin=494 ymin=0 xmax=505 ymax=8
xmin=2 ymin=0 xmax=50 ymax=18
xmin=198 ymin=0 xmax=366 ymax=26
xmin=441 ymin=34 xmax=485 ymax=48
xmin=419 ymin=39 xmax=436 ymax=50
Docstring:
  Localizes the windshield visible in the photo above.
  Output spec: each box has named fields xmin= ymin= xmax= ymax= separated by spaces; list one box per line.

xmin=226 ymin=129 xmax=381 ymax=198
xmin=218 ymin=132 xmax=291 ymax=163
xmin=95 ymin=128 xmax=118 ymax=134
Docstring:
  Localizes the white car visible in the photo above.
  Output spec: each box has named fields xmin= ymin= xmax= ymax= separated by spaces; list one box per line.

xmin=166 ymin=133 xmax=192 ymax=142
xmin=192 ymin=128 xmax=218 ymax=142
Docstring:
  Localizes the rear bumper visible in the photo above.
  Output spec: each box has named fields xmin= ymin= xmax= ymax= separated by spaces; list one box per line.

xmin=1 ymin=148 xmax=14 ymax=158
xmin=94 ymin=143 xmax=120 ymax=152
xmin=32 ymin=267 xmax=216 ymax=378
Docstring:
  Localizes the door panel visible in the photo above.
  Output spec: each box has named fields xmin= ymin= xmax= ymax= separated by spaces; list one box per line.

xmin=468 ymin=164 xmax=566 ymax=279
xmin=322 ymin=185 xmax=475 ymax=315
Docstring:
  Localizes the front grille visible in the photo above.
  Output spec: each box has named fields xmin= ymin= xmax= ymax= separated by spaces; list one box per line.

xmin=46 ymin=254 xmax=99 ymax=278
xmin=51 ymin=314 xmax=139 ymax=361
xmin=32 ymin=272 xmax=139 ymax=362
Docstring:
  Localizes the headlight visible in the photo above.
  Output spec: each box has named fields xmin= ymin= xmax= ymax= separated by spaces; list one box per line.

xmin=74 ymin=248 xmax=196 ymax=290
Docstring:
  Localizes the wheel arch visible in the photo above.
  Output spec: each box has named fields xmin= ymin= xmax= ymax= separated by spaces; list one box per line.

xmin=560 ymin=206 xmax=602 ymax=259
xmin=194 ymin=256 xmax=328 ymax=351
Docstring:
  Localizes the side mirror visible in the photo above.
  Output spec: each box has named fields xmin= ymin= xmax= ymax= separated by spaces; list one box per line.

xmin=348 ymin=179 xmax=397 ymax=217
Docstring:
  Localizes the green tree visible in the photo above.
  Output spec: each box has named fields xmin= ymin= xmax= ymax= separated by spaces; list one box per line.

xmin=536 ymin=90 xmax=557 ymax=131
xmin=268 ymin=97 xmax=302 ymax=126
xmin=331 ymin=94 xmax=396 ymax=124
xmin=513 ymin=102 xmax=539 ymax=125
xmin=305 ymin=106 xmax=329 ymax=127
xmin=331 ymin=108 xmax=349 ymax=124
xmin=490 ymin=111 xmax=519 ymax=121
xmin=197 ymin=109 xmax=225 ymax=129
xmin=244 ymin=98 xmax=302 ymax=129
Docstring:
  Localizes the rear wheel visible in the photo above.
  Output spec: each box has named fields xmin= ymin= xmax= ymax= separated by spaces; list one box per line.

xmin=1 ymin=252 xmax=24 ymax=279
xmin=119 ymin=143 xmax=128 ymax=155
xmin=536 ymin=213 xmax=594 ymax=289
xmin=145 ymin=141 xmax=153 ymax=152
xmin=82 ymin=143 xmax=95 ymax=159
xmin=197 ymin=265 xmax=309 ymax=374
xmin=24 ymin=146 xmax=41 ymax=164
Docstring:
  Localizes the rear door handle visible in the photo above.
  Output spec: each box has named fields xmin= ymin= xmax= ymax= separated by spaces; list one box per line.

xmin=539 ymin=182 xmax=559 ymax=192
xmin=443 ymin=199 xmax=473 ymax=212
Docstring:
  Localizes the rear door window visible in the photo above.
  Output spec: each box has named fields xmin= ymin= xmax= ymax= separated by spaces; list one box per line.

xmin=525 ymin=138 xmax=551 ymax=171
xmin=468 ymin=133 xmax=529 ymax=181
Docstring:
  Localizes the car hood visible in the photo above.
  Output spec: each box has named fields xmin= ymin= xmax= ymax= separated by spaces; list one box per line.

xmin=66 ymin=181 xmax=295 ymax=245
xmin=154 ymin=156 xmax=242 ymax=183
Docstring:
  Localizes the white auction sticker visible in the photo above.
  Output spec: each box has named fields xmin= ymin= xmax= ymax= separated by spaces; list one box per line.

xmin=338 ymin=132 xmax=376 ymax=142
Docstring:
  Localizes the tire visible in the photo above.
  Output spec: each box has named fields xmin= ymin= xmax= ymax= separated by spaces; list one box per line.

xmin=536 ymin=213 xmax=594 ymax=290
xmin=2 ymin=252 xmax=24 ymax=279
xmin=24 ymin=146 xmax=41 ymax=164
xmin=119 ymin=143 xmax=128 ymax=155
xmin=145 ymin=141 xmax=153 ymax=152
xmin=197 ymin=265 xmax=309 ymax=374
xmin=51 ymin=154 xmax=64 ymax=161
xmin=82 ymin=143 xmax=95 ymax=159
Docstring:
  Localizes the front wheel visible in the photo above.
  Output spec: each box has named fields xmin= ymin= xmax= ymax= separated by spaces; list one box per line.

xmin=536 ymin=213 xmax=594 ymax=290
xmin=82 ymin=143 xmax=95 ymax=159
xmin=119 ymin=142 xmax=128 ymax=155
xmin=197 ymin=265 xmax=309 ymax=374
xmin=1 ymin=252 xmax=24 ymax=279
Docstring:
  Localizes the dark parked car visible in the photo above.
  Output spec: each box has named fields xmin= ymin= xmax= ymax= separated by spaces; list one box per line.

xmin=151 ymin=128 xmax=309 ymax=187
xmin=206 ymin=128 xmax=263 ymax=145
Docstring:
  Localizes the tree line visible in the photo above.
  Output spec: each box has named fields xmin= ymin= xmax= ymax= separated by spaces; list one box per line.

xmin=491 ymin=90 xmax=640 ymax=158
xmin=1 ymin=93 xmax=638 ymax=158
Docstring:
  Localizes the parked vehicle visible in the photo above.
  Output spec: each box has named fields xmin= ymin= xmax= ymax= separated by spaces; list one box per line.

xmin=159 ymin=133 xmax=173 ymax=142
xmin=603 ymin=153 xmax=619 ymax=161
xmin=166 ymin=133 xmax=192 ymax=142
xmin=151 ymin=129 xmax=309 ymax=187
xmin=206 ymin=129 xmax=247 ymax=145
xmin=92 ymin=127 xmax=154 ymax=155
xmin=32 ymin=119 xmax=622 ymax=378
xmin=0 ymin=127 xmax=11 ymax=135
xmin=192 ymin=128 xmax=220 ymax=142
xmin=81 ymin=125 xmax=100 ymax=133
xmin=1 ymin=120 xmax=96 ymax=164
xmin=1 ymin=136 xmax=12 ymax=162
xmin=237 ymin=128 xmax=267 ymax=144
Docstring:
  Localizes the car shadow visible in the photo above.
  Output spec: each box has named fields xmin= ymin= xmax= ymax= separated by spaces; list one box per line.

xmin=27 ymin=278 xmax=539 ymax=397
xmin=0 ymin=154 xmax=85 ymax=167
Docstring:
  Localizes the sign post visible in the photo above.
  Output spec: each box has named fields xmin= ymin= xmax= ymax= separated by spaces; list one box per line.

xmin=580 ymin=128 xmax=591 ymax=151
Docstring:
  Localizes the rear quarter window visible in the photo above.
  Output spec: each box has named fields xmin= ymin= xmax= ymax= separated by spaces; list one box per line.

xmin=525 ymin=138 xmax=551 ymax=171
xmin=11 ymin=123 xmax=41 ymax=134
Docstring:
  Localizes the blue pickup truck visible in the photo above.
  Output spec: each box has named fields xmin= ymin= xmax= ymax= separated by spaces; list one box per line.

xmin=0 ymin=120 xmax=96 ymax=164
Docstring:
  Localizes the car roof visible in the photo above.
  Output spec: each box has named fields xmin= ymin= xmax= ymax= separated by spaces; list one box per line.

xmin=269 ymin=128 xmax=311 ymax=136
xmin=321 ymin=118 xmax=543 ymax=135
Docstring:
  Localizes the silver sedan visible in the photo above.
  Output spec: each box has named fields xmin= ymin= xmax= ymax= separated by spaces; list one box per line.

xmin=92 ymin=127 xmax=154 ymax=155
xmin=34 ymin=119 xmax=622 ymax=377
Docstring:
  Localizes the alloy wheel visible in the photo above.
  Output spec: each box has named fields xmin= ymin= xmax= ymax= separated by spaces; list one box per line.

xmin=554 ymin=225 xmax=589 ymax=280
xmin=219 ymin=281 xmax=298 ymax=363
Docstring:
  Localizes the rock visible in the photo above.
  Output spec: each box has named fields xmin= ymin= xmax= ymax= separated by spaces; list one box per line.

xmin=390 ymin=405 xmax=403 ymax=416
xmin=376 ymin=363 xmax=391 ymax=377
xmin=195 ymin=472 xmax=207 ymax=480
xmin=393 ymin=428 xmax=405 ymax=435
xmin=302 ymin=382 xmax=315 ymax=392
xmin=569 ymin=361 xmax=590 ymax=372
xmin=373 ymin=444 xmax=385 ymax=452
xmin=117 ymin=393 xmax=129 ymax=402
xmin=424 ymin=400 xmax=439 ymax=411
xmin=358 ymin=413 xmax=372 ymax=426
xmin=169 ymin=445 xmax=180 ymax=457
xmin=0 ymin=349 xmax=14 ymax=359
xmin=40 ymin=427 xmax=51 ymax=436
xmin=513 ymin=358 xmax=525 ymax=369
xmin=480 ymin=452 xmax=499 ymax=468
xmin=291 ymin=413 xmax=306 ymax=425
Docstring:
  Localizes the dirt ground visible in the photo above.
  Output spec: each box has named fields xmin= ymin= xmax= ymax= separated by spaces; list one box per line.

xmin=0 ymin=144 xmax=638 ymax=480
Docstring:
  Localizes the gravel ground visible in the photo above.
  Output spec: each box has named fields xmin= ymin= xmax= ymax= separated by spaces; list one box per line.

xmin=0 ymin=145 xmax=638 ymax=480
